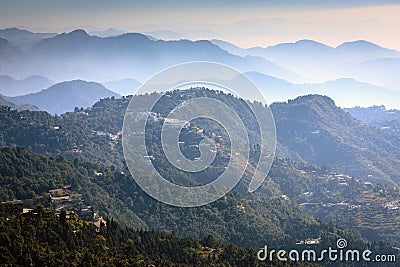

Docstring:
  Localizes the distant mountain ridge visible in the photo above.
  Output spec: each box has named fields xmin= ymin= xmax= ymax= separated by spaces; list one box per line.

xmin=89 ymin=27 xmax=126 ymax=37
xmin=298 ymin=78 xmax=400 ymax=108
xmin=336 ymin=40 xmax=400 ymax=61
xmin=102 ymin=78 xmax=141 ymax=96
xmin=0 ymin=94 xmax=38 ymax=111
xmin=0 ymin=74 xmax=54 ymax=96
xmin=246 ymin=71 xmax=400 ymax=109
xmin=0 ymin=38 xmax=26 ymax=76
xmin=1 ymin=27 xmax=400 ymax=108
xmin=10 ymin=80 xmax=119 ymax=114
xmin=0 ymin=27 xmax=57 ymax=49
xmin=0 ymin=29 xmax=303 ymax=83
xmin=212 ymin=38 xmax=400 ymax=88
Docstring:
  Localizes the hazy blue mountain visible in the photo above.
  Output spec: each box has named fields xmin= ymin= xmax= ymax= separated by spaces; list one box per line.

xmin=210 ymin=39 xmax=249 ymax=56
xmin=210 ymin=39 xmax=252 ymax=56
xmin=0 ymin=29 xmax=303 ymax=83
xmin=145 ymin=30 xmax=186 ymax=40
xmin=244 ymin=71 xmax=303 ymax=103
xmin=0 ymin=74 xmax=54 ymax=96
xmin=10 ymin=80 xmax=120 ymax=114
xmin=353 ymin=57 xmax=400 ymax=89
xmin=145 ymin=29 xmax=218 ymax=41
xmin=337 ymin=42 xmax=400 ymax=88
xmin=259 ymin=39 xmax=335 ymax=58
xmin=89 ymin=27 xmax=125 ymax=37
xmin=244 ymin=71 xmax=400 ymax=109
xmin=0 ymin=27 xmax=56 ymax=49
xmin=336 ymin=40 xmax=400 ymax=61
xmin=254 ymin=39 xmax=400 ymax=64
xmin=298 ymin=78 xmax=400 ymax=109
xmin=216 ymin=39 xmax=337 ymax=82
xmin=102 ymin=78 xmax=141 ymax=96
xmin=0 ymin=38 xmax=27 ymax=77
xmin=0 ymin=94 xmax=38 ymax=111
xmin=212 ymin=39 xmax=400 ymax=86
xmin=3 ymin=29 xmax=399 ymax=106
xmin=260 ymin=40 xmax=338 ymax=81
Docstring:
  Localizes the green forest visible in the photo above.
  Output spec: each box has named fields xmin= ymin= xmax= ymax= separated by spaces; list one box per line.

xmin=1 ymin=204 xmax=314 ymax=266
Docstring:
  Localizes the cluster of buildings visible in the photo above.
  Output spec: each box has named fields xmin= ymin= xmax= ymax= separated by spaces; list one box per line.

xmin=46 ymin=186 xmax=107 ymax=231
xmin=48 ymin=186 xmax=97 ymax=221
xmin=1 ymin=186 xmax=105 ymax=232
xmin=92 ymin=130 xmax=122 ymax=141
xmin=383 ymin=200 xmax=400 ymax=210
xmin=143 ymin=111 xmax=191 ymax=128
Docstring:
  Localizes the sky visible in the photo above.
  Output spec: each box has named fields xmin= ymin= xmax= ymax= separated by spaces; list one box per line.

xmin=1 ymin=0 xmax=400 ymax=49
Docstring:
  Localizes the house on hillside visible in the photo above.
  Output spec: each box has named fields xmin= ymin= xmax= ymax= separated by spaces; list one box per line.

xmin=94 ymin=217 xmax=107 ymax=232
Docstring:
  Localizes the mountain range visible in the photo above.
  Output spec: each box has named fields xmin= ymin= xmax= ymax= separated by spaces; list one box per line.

xmin=0 ymin=74 xmax=53 ymax=96
xmin=212 ymin=39 xmax=400 ymax=89
xmin=89 ymin=27 xmax=126 ymax=37
xmin=0 ymin=27 xmax=56 ymax=49
xmin=1 ymin=27 xmax=400 ymax=109
xmin=0 ymin=28 xmax=302 ymax=83
xmin=245 ymin=71 xmax=400 ymax=108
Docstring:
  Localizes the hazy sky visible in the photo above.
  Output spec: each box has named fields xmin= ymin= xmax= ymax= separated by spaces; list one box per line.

xmin=1 ymin=0 xmax=400 ymax=49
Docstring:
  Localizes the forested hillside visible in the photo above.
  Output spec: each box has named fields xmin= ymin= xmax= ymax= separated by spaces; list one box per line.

xmin=0 ymin=147 xmax=333 ymax=248
xmin=271 ymin=95 xmax=400 ymax=186
xmin=1 ymin=146 xmax=398 ymax=266
xmin=1 ymin=89 xmax=400 ymax=265
xmin=1 ymin=205 xmax=312 ymax=266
